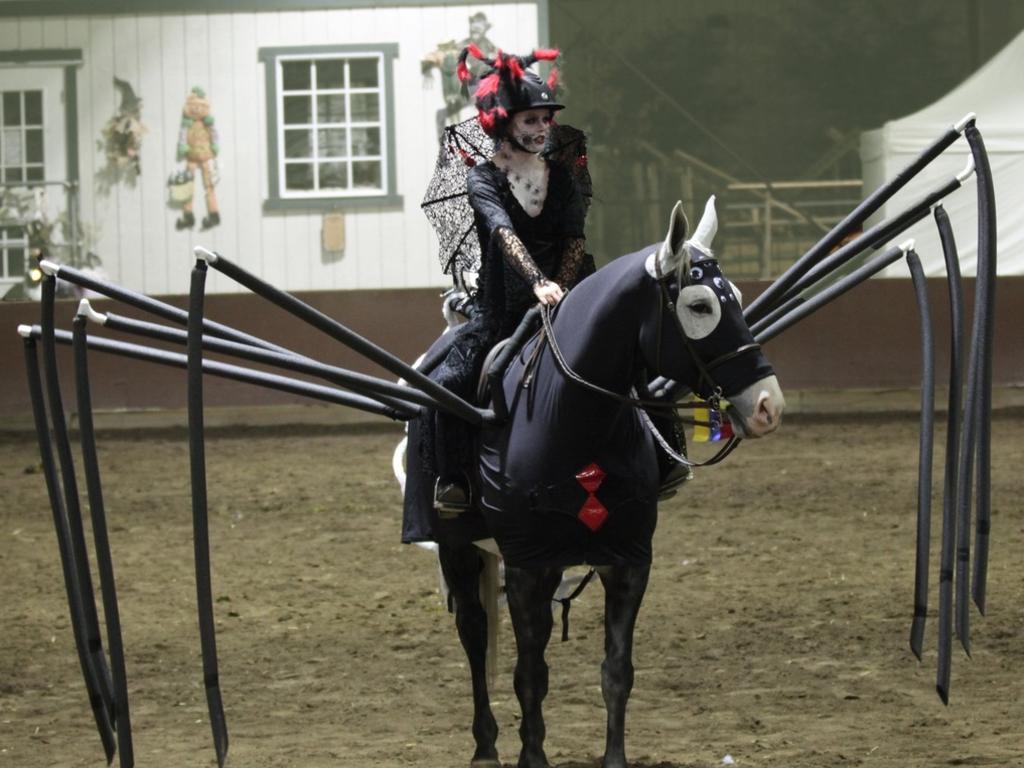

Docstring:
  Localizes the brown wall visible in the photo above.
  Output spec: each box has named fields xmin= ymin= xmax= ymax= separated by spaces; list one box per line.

xmin=1 ymin=277 xmax=1021 ymax=424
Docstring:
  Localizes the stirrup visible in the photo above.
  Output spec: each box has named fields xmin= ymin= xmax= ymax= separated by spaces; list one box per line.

xmin=434 ymin=477 xmax=471 ymax=516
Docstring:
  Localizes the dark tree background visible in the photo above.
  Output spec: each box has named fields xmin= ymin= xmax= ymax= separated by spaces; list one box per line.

xmin=549 ymin=0 xmax=1024 ymax=265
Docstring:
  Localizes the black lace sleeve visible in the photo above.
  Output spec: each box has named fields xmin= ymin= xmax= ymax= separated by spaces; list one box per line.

xmin=553 ymin=237 xmax=586 ymax=288
xmin=494 ymin=227 xmax=545 ymax=285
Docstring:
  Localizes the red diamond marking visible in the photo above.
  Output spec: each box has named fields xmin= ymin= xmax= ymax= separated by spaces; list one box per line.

xmin=576 ymin=463 xmax=605 ymax=494
xmin=577 ymin=494 xmax=609 ymax=532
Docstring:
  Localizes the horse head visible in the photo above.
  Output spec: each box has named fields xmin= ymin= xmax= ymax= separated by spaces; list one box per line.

xmin=644 ymin=197 xmax=785 ymax=438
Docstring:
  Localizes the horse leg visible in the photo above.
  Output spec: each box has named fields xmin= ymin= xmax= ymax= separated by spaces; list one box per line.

xmin=597 ymin=564 xmax=651 ymax=768
xmin=505 ymin=565 xmax=562 ymax=768
xmin=438 ymin=542 xmax=500 ymax=767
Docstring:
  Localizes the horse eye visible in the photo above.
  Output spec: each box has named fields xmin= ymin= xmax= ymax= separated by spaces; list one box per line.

xmin=688 ymin=301 xmax=711 ymax=315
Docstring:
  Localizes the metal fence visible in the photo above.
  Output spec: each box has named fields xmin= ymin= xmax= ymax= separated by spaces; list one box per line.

xmin=586 ymin=143 xmax=862 ymax=279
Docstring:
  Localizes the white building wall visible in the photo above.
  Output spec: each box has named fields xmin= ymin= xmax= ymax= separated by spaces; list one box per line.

xmin=2 ymin=3 xmax=540 ymax=294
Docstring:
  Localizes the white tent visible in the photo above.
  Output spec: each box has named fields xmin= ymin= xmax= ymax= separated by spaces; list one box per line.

xmin=860 ymin=29 xmax=1024 ymax=277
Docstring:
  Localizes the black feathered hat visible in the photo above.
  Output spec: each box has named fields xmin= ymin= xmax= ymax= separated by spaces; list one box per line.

xmin=457 ymin=45 xmax=564 ymax=137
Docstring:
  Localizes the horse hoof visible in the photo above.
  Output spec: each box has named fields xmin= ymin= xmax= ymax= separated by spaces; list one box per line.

xmin=470 ymin=758 xmax=501 ymax=768
xmin=516 ymin=752 xmax=549 ymax=768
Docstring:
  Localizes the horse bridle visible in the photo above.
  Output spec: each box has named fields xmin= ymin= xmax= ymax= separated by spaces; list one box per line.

xmin=652 ymin=247 xmax=763 ymax=402
xmin=535 ymin=249 xmax=761 ymax=467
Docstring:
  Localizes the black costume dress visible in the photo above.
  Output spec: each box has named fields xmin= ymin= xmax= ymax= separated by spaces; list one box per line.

xmin=402 ymin=158 xmax=591 ymax=545
xmin=463 ymin=160 xmax=586 ymax=360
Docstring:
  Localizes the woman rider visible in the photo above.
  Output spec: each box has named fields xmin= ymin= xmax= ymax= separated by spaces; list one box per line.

xmin=431 ymin=45 xmax=592 ymax=511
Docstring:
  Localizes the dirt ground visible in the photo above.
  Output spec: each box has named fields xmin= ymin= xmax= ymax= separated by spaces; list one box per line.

xmin=1 ymin=413 xmax=1022 ymax=768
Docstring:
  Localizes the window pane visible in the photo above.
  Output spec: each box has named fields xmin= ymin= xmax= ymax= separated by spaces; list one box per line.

xmin=2 ymin=93 xmax=20 ymax=126
xmin=283 ymin=95 xmax=311 ymax=125
xmin=317 ymin=128 xmax=347 ymax=158
xmin=281 ymin=60 xmax=311 ymax=91
xmin=25 ymin=129 xmax=43 ymax=163
xmin=8 ymin=247 xmax=25 ymax=277
xmin=4 ymin=167 xmax=22 ymax=183
xmin=350 ymin=93 xmax=379 ymax=122
xmin=316 ymin=94 xmax=346 ymax=124
xmin=24 ymin=91 xmax=42 ymax=125
xmin=284 ymin=129 xmax=312 ymax=158
xmin=350 ymin=127 xmax=380 ymax=156
xmin=2 ymin=128 xmax=23 ymax=164
xmin=26 ymin=165 xmax=43 ymax=181
xmin=348 ymin=59 xmax=378 ymax=88
xmin=352 ymin=160 xmax=381 ymax=189
xmin=319 ymin=162 xmax=348 ymax=189
xmin=285 ymin=162 xmax=314 ymax=190
xmin=316 ymin=60 xmax=344 ymax=89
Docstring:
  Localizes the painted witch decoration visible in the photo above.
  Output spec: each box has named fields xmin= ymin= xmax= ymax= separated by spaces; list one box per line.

xmin=96 ymin=77 xmax=146 ymax=193
xmin=170 ymin=87 xmax=220 ymax=231
xmin=421 ymin=11 xmax=496 ymax=138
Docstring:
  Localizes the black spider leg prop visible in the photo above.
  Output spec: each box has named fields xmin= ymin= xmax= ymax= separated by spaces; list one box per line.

xmin=650 ymin=158 xmax=974 ymax=397
xmin=196 ymin=248 xmax=489 ymax=426
xmin=762 ymin=168 xmax=970 ymax=315
xmin=752 ymin=241 xmax=914 ymax=343
xmin=19 ymin=331 xmax=117 ymax=762
xmin=965 ymin=123 xmax=996 ymax=616
xmin=47 ymin=259 xmax=395 ymax=405
xmin=935 ymin=205 xmax=964 ymax=705
xmin=78 ymin=303 xmax=426 ymax=416
xmin=746 ymin=295 xmax=805 ymax=342
xmin=745 ymin=114 xmax=974 ymax=325
xmin=906 ymin=251 xmax=935 ymax=662
xmin=40 ymin=259 xmax=292 ymax=354
xmin=39 ymin=277 xmax=117 ymax=724
xmin=24 ymin=326 xmax=408 ymax=417
xmin=72 ymin=310 xmax=135 ymax=767
xmin=952 ymin=123 xmax=998 ymax=656
xmin=49 ymin=258 xmax=419 ymax=414
xmin=187 ymin=260 xmax=228 ymax=768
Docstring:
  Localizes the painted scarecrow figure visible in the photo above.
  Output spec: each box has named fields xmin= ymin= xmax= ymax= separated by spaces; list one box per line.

xmin=175 ymin=86 xmax=220 ymax=231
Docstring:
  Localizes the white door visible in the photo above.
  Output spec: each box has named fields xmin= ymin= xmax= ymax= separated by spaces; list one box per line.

xmin=0 ymin=66 xmax=67 ymax=291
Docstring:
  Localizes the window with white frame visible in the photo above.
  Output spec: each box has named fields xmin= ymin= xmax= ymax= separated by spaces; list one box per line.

xmin=2 ymin=90 xmax=45 ymax=184
xmin=1 ymin=90 xmax=42 ymax=283
xmin=0 ymin=225 xmax=27 ymax=282
xmin=260 ymin=44 xmax=400 ymax=210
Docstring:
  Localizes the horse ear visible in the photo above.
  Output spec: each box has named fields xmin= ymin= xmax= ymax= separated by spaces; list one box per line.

xmin=646 ymin=200 xmax=690 ymax=277
xmin=685 ymin=195 xmax=718 ymax=261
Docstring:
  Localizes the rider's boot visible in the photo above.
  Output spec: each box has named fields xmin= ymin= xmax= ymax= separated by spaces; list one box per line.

xmin=434 ymin=474 xmax=471 ymax=517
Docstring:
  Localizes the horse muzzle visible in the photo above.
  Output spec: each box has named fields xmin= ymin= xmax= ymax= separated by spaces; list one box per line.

xmin=725 ymin=374 xmax=785 ymax=439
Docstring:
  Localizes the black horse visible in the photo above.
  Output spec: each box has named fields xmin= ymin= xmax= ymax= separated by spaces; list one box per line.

xmin=403 ymin=198 xmax=785 ymax=768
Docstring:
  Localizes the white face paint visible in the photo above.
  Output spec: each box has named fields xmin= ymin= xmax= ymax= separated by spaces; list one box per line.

xmin=676 ymin=284 xmax=722 ymax=340
xmin=509 ymin=108 xmax=554 ymax=153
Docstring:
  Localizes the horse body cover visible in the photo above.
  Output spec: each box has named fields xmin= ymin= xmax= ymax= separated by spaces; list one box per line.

xmin=403 ymin=250 xmax=662 ymax=568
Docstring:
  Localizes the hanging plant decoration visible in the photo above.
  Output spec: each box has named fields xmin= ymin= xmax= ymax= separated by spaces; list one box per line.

xmin=96 ymin=77 xmax=147 ymax=194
